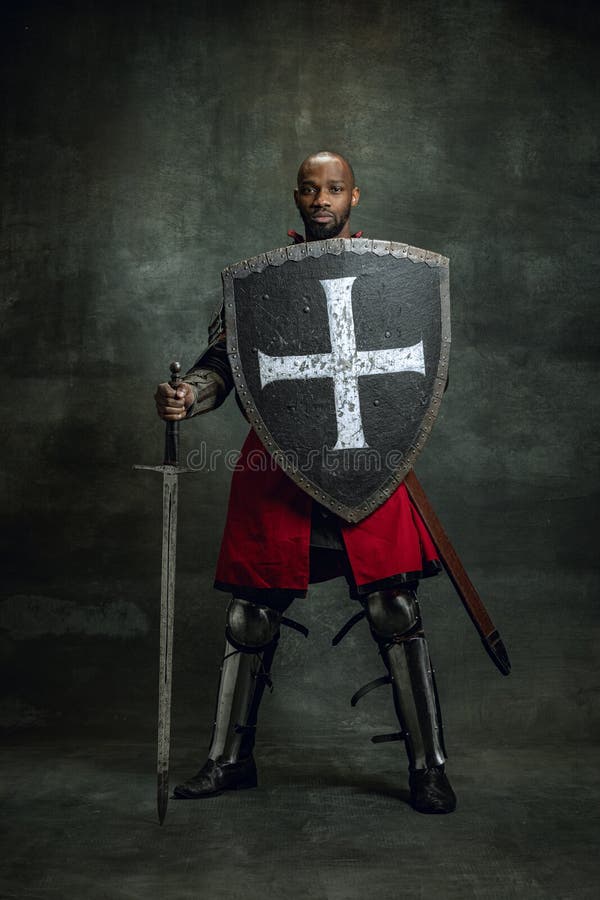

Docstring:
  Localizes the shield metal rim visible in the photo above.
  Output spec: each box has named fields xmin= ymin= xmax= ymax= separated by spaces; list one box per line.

xmin=222 ymin=238 xmax=450 ymax=524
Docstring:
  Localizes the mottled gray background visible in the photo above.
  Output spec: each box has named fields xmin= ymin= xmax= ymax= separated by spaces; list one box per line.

xmin=1 ymin=0 xmax=598 ymax=883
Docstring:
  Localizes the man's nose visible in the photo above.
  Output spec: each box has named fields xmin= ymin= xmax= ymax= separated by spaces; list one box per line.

xmin=312 ymin=189 xmax=330 ymax=206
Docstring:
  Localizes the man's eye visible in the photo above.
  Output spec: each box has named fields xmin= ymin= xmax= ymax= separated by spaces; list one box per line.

xmin=301 ymin=187 xmax=316 ymax=195
xmin=330 ymin=186 xmax=343 ymax=193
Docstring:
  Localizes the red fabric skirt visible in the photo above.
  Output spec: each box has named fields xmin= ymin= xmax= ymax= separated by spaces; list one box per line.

xmin=214 ymin=429 xmax=439 ymax=596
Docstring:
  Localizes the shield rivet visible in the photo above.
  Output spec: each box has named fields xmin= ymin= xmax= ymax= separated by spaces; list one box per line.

xmin=303 ymin=305 xmax=310 ymax=313
xmin=252 ymin=346 xmax=258 ymax=352
xmin=385 ymin=331 xmax=391 ymax=338
xmin=263 ymin=294 xmax=270 ymax=300
xmin=373 ymin=399 xmax=380 ymax=407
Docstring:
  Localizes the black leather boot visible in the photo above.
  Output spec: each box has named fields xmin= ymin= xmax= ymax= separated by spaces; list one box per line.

xmin=173 ymin=755 xmax=258 ymax=799
xmin=409 ymin=764 xmax=457 ymax=814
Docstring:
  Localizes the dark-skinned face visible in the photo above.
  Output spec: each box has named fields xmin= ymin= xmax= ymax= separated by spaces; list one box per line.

xmin=294 ymin=156 xmax=360 ymax=241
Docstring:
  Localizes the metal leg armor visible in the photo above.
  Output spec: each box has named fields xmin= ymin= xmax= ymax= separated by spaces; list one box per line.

xmin=365 ymin=588 xmax=446 ymax=771
xmin=363 ymin=588 xmax=457 ymax=813
xmin=173 ymin=597 xmax=283 ymax=799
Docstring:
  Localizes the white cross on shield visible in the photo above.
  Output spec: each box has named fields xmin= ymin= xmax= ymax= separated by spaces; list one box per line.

xmin=257 ymin=276 xmax=426 ymax=450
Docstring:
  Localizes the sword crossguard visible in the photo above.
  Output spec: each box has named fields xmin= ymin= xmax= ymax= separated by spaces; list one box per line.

xmin=133 ymin=464 xmax=194 ymax=475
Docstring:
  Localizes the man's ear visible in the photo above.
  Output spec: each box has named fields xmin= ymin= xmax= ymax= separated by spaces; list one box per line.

xmin=351 ymin=186 xmax=360 ymax=206
xmin=293 ymin=189 xmax=299 ymax=208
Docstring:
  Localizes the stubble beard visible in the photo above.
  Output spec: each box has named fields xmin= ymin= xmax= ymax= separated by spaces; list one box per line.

xmin=302 ymin=205 xmax=351 ymax=241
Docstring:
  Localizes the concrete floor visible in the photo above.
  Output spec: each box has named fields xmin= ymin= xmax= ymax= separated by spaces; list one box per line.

xmin=1 ymin=734 xmax=597 ymax=900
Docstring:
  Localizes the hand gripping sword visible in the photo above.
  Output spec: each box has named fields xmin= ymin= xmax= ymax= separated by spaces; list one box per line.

xmin=134 ymin=361 xmax=193 ymax=824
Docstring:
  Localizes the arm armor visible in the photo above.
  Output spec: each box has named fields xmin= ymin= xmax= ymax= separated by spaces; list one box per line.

xmin=181 ymin=304 xmax=235 ymax=417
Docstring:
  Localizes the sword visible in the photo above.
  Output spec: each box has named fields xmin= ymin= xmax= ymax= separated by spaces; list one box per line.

xmin=404 ymin=469 xmax=511 ymax=677
xmin=134 ymin=361 xmax=192 ymax=824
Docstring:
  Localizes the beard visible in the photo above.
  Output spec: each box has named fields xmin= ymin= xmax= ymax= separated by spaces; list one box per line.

xmin=301 ymin=204 xmax=351 ymax=240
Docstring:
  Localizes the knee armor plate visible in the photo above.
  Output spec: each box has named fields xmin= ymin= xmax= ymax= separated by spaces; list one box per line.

xmin=226 ymin=597 xmax=282 ymax=651
xmin=365 ymin=588 xmax=420 ymax=641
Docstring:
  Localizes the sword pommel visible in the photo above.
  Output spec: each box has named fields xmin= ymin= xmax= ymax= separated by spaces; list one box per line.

xmin=169 ymin=361 xmax=182 ymax=386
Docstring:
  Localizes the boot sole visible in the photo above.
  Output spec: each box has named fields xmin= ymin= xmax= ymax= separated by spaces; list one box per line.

xmin=412 ymin=802 xmax=456 ymax=814
xmin=173 ymin=776 xmax=258 ymax=800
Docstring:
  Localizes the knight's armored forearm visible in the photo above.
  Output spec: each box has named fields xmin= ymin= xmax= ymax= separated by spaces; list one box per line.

xmin=182 ymin=369 xmax=227 ymax=417
xmin=182 ymin=336 xmax=235 ymax=417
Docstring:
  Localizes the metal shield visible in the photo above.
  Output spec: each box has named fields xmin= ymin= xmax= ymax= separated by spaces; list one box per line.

xmin=223 ymin=238 xmax=450 ymax=524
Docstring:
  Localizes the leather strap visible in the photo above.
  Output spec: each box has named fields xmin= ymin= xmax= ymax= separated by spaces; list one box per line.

xmin=371 ymin=731 xmax=406 ymax=744
xmin=332 ymin=610 xmax=366 ymax=646
xmin=350 ymin=674 xmax=391 ymax=707
xmin=281 ymin=616 xmax=309 ymax=638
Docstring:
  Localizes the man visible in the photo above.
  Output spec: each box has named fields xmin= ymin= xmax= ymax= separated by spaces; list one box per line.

xmin=154 ymin=152 xmax=456 ymax=814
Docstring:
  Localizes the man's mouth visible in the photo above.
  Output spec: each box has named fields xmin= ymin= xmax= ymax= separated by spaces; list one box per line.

xmin=312 ymin=213 xmax=334 ymax=222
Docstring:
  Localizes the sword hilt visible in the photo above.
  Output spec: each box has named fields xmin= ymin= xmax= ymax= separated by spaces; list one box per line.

xmin=164 ymin=361 xmax=182 ymax=466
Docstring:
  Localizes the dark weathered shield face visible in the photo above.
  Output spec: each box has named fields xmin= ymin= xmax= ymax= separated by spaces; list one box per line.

xmin=223 ymin=238 xmax=450 ymax=523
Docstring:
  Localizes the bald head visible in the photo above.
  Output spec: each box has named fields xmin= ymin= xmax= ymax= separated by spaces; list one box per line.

xmin=294 ymin=151 xmax=360 ymax=241
xmin=296 ymin=151 xmax=356 ymax=189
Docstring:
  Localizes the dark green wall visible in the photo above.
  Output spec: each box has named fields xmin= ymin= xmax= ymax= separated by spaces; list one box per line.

xmin=1 ymin=0 xmax=598 ymax=748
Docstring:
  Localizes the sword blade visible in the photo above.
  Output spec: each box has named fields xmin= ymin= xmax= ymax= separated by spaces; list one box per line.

xmin=134 ymin=461 xmax=192 ymax=823
xmin=157 ymin=469 xmax=178 ymax=824
xmin=404 ymin=469 xmax=511 ymax=676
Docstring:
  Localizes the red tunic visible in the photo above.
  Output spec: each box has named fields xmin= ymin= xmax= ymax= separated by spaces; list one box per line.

xmin=214 ymin=428 xmax=440 ymax=597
